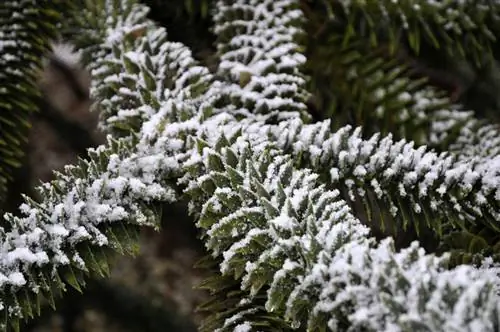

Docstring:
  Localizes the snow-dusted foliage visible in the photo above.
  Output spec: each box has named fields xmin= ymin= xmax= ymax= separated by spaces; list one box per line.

xmin=0 ymin=1 xmax=68 ymax=201
xmin=270 ymin=120 xmax=500 ymax=234
xmin=214 ymin=0 xmax=310 ymax=120
xmin=71 ymin=0 xmax=211 ymax=135
xmin=0 ymin=135 xmax=180 ymax=328
xmin=448 ymin=118 xmax=500 ymax=162
xmin=184 ymin=135 xmax=500 ymax=331
xmin=2 ymin=0 xmax=500 ymax=331
xmin=187 ymin=116 xmax=500 ymax=245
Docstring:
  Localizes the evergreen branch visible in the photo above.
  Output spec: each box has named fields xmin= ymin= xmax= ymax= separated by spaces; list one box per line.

xmin=439 ymin=228 xmax=500 ymax=267
xmin=73 ymin=0 xmax=215 ymax=162
xmin=192 ymin=0 xmax=500 ymax=254
xmin=213 ymin=0 xmax=310 ymax=120
xmin=0 ymin=0 xmax=213 ymax=327
xmin=322 ymin=0 xmax=500 ymax=64
xmin=65 ymin=0 xmax=211 ymax=136
xmin=2 ymin=0 xmax=500 ymax=330
xmin=189 ymin=111 xmax=500 ymax=246
xmin=0 ymin=134 xmax=179 ymax=330
xmin=272 ymin=119 xmax=500 ymax=237
xmin=304 ymin=1 xmax=500 ymax=157
xmin=0 ymin=1 xmax=69 ymax=206
xmin=448 ymin=118 xmax=500 ymax=162
xmin=91 ymin=26 xmax=210 ymax=136
xmin=426 ymin=108 xmax=474 ymax=149
xmin=183 ymin=133 xmax=500 ymax=331
xmin=78 ymin=0 xmax=151 ymax=135
xmin=81 ymin=1 xmax=500 ymax=330
xmin=64 ymin=0 xmax=149 ymax=74
xmin=305 ymin=31 xmax=456 ymax=144
xmin=91 ymin=23 xmax=210 ymax=135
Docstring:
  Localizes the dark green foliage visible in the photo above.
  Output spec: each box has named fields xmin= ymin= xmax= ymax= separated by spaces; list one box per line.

xmin=321 ymin=0 xmax=500 ymax=64
xmin=439 ymin=226 xmax=500 ymax=267
xmin=184 ymin=131 xmax=500 ymax=331
xmin=195 ymin=256 xmax=294 ymax=332
xmin=305 ymin=30 xmax=450 ymax=143
xmin=303 ymin=0 xmax=500 ymax=142
xmin=0 ymin=1 xmax=71 ymax=207
xmin=144 ymin=1 xmax=500 ymax=327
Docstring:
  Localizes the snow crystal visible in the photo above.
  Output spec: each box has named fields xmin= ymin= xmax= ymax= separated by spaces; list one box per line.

xmin=234 ymin=322 xmax=252 ymax=332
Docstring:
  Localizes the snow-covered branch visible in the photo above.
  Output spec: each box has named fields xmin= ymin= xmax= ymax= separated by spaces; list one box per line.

xmin=184 ymin=133 xmax=500 ymax=331
xmin=1 ymin=0 xmax=500 ymax=330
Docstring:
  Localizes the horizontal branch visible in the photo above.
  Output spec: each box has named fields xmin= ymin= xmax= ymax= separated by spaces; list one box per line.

xmin=183 ymin=132 xmax=500 ymax=331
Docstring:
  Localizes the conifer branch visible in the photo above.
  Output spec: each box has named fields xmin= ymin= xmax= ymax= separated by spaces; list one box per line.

xmin=323 ymin=0 xmax=500 ymax=64
xmin=305 ymin=31 xmax=459 ymax=144
xmin=206 ymin=0 xmax=500 ymax=244
xmin=0 ymin=1 xmax=69 ymax=205
xmin=2 ymin=0 xmax=500 ymax=331
xmin=0 ymin=133 xmax=179 ymax=329
xmin=0 ymin=0 xmax=200 ymax=327
xmin=210 ymin=118 xmax=500 ymax=238
xmin=213 ymin=0 xmax=310 ymax=120
xmin=184 ymin=133 xmax=500 ymax=331
xmin=448 ymin=119 xmax=500 ymax=163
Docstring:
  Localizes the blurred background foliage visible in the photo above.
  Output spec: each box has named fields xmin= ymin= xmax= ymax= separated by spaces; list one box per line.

xmin=5 ymin=0 xmax=500 ymax=330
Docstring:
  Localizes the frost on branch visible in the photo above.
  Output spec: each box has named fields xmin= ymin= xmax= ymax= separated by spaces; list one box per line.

xmin=91 ymin=25 xmax=211 ymax=135
xmin=273 ymin=119 xmax=500 ymax=235
xmin=0 ymin=0 xmax=217 ymax=325
xmin=214 ymin=0 xmax=310 ymax=120
xmin=207 ymin=0 xmax=500 ymax=242
xmin=196 ymin=114 xmax=500 ymax=246
xmin=447 ymin=117 xmax=500 ymax=163
xmin=0 ymin=134 xmax=180 ymax=328
xmin=2 ymin=0 xmax=500 ymax=330
xmin=304 ymin=33 xmax=467 ymax=146
xmin=183 ymin=134 xmax=500 ymax=331
xmin=70 ymin=0 xmax=211 ymax=136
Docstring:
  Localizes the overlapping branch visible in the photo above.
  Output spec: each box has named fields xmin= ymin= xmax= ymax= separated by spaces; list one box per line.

xmin=2 ymin=0 xmax=500 ymax=331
